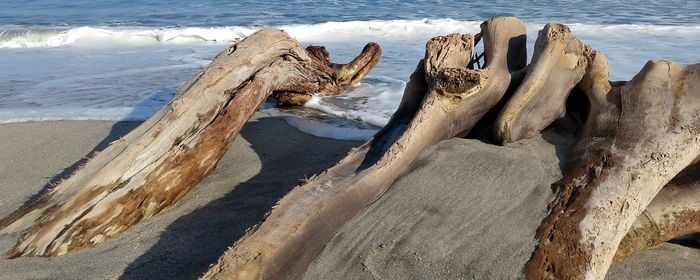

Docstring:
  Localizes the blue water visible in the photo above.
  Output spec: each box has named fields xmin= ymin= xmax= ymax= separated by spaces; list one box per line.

xmin=3 ymin=0 xmax=699 ymax=27
xmin=1 ymin=1 xmax=699 ymax=139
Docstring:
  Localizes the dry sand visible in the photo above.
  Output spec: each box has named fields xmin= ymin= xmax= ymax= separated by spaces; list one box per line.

xmin=0 ymin=114 xmax=698 ymax=279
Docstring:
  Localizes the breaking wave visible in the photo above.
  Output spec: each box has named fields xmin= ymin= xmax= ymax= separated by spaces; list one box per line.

xmin=4 ymin=19 xmax=698 ymax=48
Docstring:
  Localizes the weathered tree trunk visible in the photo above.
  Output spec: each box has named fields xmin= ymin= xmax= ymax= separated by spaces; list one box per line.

xmin=0 ymin=28 xmax=380 ymax=258
xmin=523 ymin=59 xmax=700 ymax=279
xmin=201 ymin=16 xmax=527 ymax=280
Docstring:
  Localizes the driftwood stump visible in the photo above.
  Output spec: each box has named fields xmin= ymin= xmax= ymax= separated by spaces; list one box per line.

xmin=524 ymin=59 xmax=700 ymax=279
xmin=486 ymin=23 xmax=700 ymax=279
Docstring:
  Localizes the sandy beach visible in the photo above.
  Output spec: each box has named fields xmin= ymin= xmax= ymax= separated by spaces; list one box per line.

xmin=0 ymin=114 xmax=698 ymax=279
xmin=0 ymin=113 xmax=359 ymax=279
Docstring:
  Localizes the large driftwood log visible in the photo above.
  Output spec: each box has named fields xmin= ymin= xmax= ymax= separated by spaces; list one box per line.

xmin=491 ymin=23 xmax=700 ymax=264
xmin=201 ymin=16 xmax=527 ymax=280
xmin=523 ymin=58 xmax=700 ymax=278
xmin=0 ymin=28 xmax=380 ymax=258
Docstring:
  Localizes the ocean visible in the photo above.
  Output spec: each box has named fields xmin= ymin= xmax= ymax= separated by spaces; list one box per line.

xmin=1 ymin=0 xmax=699 ymax=140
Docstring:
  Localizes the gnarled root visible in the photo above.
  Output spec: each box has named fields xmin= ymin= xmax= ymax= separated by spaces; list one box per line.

xmin=201 ymin=16 xmax=527 ymax=280
xmin=0 ymin=28 xmax=380 ymax=258
xmin=274 ymin=43 xmax=381 ymax=106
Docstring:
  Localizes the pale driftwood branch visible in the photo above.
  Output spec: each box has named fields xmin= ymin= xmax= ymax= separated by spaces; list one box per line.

xmin=200 ymin=16 xmax=527 ymax=280
xmin=614 ymin=163 xmax=700 ymax=263
xmin=494 ymin=23 xmax=594 ymax=144
xmin=0 ymin=28 xmax=380 ymax=258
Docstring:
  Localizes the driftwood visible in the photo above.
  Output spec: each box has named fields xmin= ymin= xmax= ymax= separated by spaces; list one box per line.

xmin=199 ymin=18 xmax=700 ymax=280
xmin=494 ymin=23 xmax=593 ymax=144
xmin=200 ymin=19 xmax=699 ymax=279
xmin=524 ymin=59 xmax=700 ymax=279
xmin=201 ymin=16 xmax=527 ymax=280
xmin=0 ymin=28 xmax=380 ymax=257
xmin=494 ymin=24 xmax=700 ymax=274
xmin=1 ymin=15 xmax=697 ymax=280
xmin=488 ymin=23 xmax=700 ymax=279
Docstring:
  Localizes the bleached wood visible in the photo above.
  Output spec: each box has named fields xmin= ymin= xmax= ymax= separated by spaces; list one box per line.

xmin=615 ymin=164 xmax=700 ymax=263
xmin=495 ymin=23 xmax=594 ymax=144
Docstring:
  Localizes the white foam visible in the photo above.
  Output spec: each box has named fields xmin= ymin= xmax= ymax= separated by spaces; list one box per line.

xmin=0 ymin=26 xmax=256 ymax=48
xmin=567 ymin=23 xmax=700 ymax=36
xmin=303 ymin=76 xmax=406 ymax=127
xmin=0 ymin=19 xmax=476 ymax=48
xmin=0 ymin=106 xmax=157 ymax=124
xmin=264 ymin=109 xmax=376 ymax=141
xmin=281 ymin=18 xmax=481 ymax=43
xmin=3 ymin=20 xmax=699 ymax=49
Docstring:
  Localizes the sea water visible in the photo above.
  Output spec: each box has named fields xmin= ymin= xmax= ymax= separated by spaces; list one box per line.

xmin=1 ymin=1 xmax=699 ymax=140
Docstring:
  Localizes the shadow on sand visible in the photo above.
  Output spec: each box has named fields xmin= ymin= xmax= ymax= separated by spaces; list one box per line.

xmin=17 ymin=90 xmax=172 ymax=207
xmin=21 ymin=121 xmax=141 ymax=207
xmin=118 ymin=116 xmax=359 ymax=280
